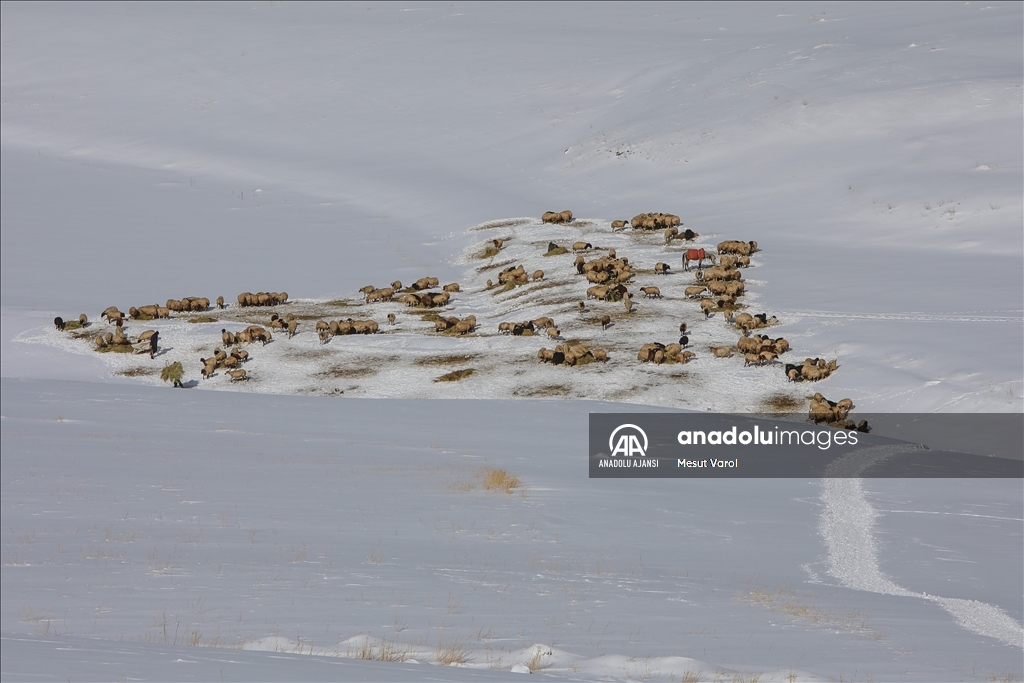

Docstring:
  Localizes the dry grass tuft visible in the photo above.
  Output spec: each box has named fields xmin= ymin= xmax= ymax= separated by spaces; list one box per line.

xmin=478 ymin=245 xmax=501 ymax=259
xmin=434 ymin=637 xmax=469 ymax=665
xmin=543 ymin=246 xmax=569 ymax=256
xmin=188 ymin=316 xmax=218 ymax=324
xmin=435 ymin=368 xmax=475 ymax=382
xmin=482 ymin=468 xmax=522 ymax=494
xmin=325 ymin=299 xmax=359 ymax=308
xmin=351 ymin=639 xmax=409 ymax=662
xmin=760 ymin=394 xmax=802 ymax=413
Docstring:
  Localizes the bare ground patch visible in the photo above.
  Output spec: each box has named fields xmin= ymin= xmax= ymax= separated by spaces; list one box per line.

xmin=469 ymin=218 xmax=533 ymax=231
xmin=118 ymin=367 xmax=158 ymax=377
xmin=414 ymin=354 xmax=479 ymax=367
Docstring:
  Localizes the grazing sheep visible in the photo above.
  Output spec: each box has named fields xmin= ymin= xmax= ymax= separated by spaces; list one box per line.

xmin=679 ymin=350 xmax=696 ymax=362
xmin=230 ymin=347 xmax=248 ymax=362
xmin=78 ymin=314 xmax=88 ymax=326
xmin=611 ymin=220 xmax=628 ymax=230
xmin=492 ymin=238 xmax=504 ymax=250
xmin=359 ymin=285 xmax=376 ymax=297
xmin=685 ymin=285 xmax=707 ymax=299
xmin=573 ymin=242 xmax=593 ymax=252
xmin=601 ymin=315 xmax=611 ymax=330
xmin=709 ymin=346 xmax=733 ymax=358
xmin=639 ymin=286 xmax=661 ymax=298
xmin=101 ymin=306 xmax=121 ymax=323
xmin=287 ymin=319 xmax=298 ymax=337
xmin=532 ymin=317 xmax=554 ymax=329
xmin=586 ymin=285 xmax=608 ymax=300
xmin=200 ymin=358 xmax=217 ymax=379
xmin=435 ymin=320 xmax=451 ymax=332
xmin=112 ymin=327 xmax=129 ymax=346
xmin=679 ymin=335 xmax=689 ymax=347
xmin=533 ymin=270 xmax=544 ymax=282
xmin=654 ymin=262 xmax=671 ymax=275
xmin=54 ymin=316 xmax=65 ymax=331
xmin=453 ymin=321 xmax=474 ymax=335
xmin=683 ymin=229 xmax=698 ymax=241
xmin=216 ymin=296 xmax=225 ymax=309
xmin=443 ymin=283 xmax=461 ymax=293
xmin=227 ymin=369 xmax=248 ymax=381
xmin=700 ymin=299 xmax=716 ymax=318
xmin=387 ymin=313 xmax=396 ymax=326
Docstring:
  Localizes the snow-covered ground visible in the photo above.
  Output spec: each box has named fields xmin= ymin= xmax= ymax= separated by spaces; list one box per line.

xmin=2 ymin=2 xmax=1021 ymax=681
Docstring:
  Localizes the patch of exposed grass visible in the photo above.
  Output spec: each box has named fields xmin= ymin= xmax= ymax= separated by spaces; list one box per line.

xmin=475 ymin=258 xmax=515 ymax=273
xmin=188 ymin=315 xmax=218 ymax=323
xmin=543 ymin=246 xmax=569 ymax=256
xmin=482 ymin=468 xmax=522 ymax=494
xmin=96 ymin=344 xmax=134 ymax=354
xmin=478 ymin=245 xmax=501 ymax=259
xmin=434 ymin=638 xmax=469 ymax=665
xmin=419 ymin=311 xmax=443 ymax=322
xmin=735 ymin=586 xmax=882 ymax=640
xmin=513 ymin=384 xmax=569 ymax=397
xmin=761 ymin=393 xmax=801 ymax=413
xmin=325 ymin=299 xmax=359 ymax=307
xmin=318 ymin=366 xmax=378 ymax=379
xmin=415 ymin=354 xmax=478 ymax=367
xmin=118 ymin=367 xmax=157 ymax=377
xmin=350 ymin=639 xmax=410 ymax=663
xmin=435 ymin=368 xmax=475 ymax=382
xmin=469 ymin=217 xmax=531 ymax=231
xmin=62 ymin=320 xmax=86 ymax=331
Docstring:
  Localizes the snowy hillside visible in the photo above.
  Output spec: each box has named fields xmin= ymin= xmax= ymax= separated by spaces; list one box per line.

xmin=2 ymin=2 xmax=1021 ymax=681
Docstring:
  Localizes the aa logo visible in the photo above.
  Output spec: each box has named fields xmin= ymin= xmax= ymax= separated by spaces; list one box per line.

xmin=609 ymin=424 xmax=648 ymax=457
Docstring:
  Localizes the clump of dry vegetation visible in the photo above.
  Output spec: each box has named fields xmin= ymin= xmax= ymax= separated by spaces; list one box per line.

xmin=435 ymin=368 xmax=475 ymax=382
xmin=482 ymin=468 xmax=522 ymax=494
xmin=434 ymin=637 xmax=469 ymax=665
xmin=415 ymin=354 xmax=478 ymax=367
xmin=187 ymin=316 xmax=218 ymax=324
xmin=760 ymin=393 xmax=801 ymax=413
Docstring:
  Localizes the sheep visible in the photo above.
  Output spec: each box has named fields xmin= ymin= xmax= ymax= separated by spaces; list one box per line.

xmin=112 ymin=327 xmax=129 ymax=346
xmin=78 ymin=313 xmax=88 ymax=327
xmin=709 ymin=346 xmax=733 ymax=358
xmin=200 ymin=357 xmax=217 ymax=379
xmin=700 ymin=299 xmax=716 ymax=318
xmin=640 ymin=286 xmax=661 ymax=298
xmin=435 ymin=320 xmax=451 ymax=332
xmin=611 ymin=220 xmax=628 ymax=230
xmin=359 ymin=285 xmax=376 ymax=297
xmin=532 ymin=270 xmax=544 ymax=282
xmin=573 ymin=242 xmax=592 ymax=252
xmin=587 ymin=285 xmax=609 ymax=300
xmin=586 ymin=270 xmax=609 ymax=284
xmin=486 ymin=279 xmax=494 ymax=289
xmin=212 ymin=347 xmax=227 ymax=362
xmin=740 ymin=351 xmax=760 ymax=366
xmin=492 ymin=238 xmax=504 ymax=250
xmin=532 ymin=317 xmax=554 ymax=329
xmin=679 ymin=322 xmax=687 ymax=334
xmin=601 ymin=315 xmax=611 ymax=330
xmin=759 ymin=350 xmax=778 ymax=365
xmin=102 ymin=306 xmax=121 ymax=323
xmin=547 ymin=327 xmax=560 ymax=340
xmin=737 ymin=336 xmax=761 ymax=354
xmin=623 ymin=293 xmax=633 ymax=313
xmin=685 ymin=285 xmax=707 ymax=299
xmin=577 ymin=301 xmax=586 ymax=315
xmin=679 ymin=335 xmax=689 ymax=348
xmin=215 ymin=296 xmax=225 ymax=309
xmin=683 ymin=229 xmax=698 ymax=241
xmin=679 ymin=350 xmax=696 ymax=362
xmin=230 ymin=347 xmax=248 ymax=363
xmin=431 ymin=292 xmax=450 ymax=307
xmin=637 ymin=343 xmax=664 ymax=362
xmin=387 ymin=313 xmax=396 ymax=326
xmin=593 ymin=348 xmax=608 ymax=362
xmin=443 ymin=283 xmax=461 ymax=293
xmin=453 ymin=321 xmax=474 ymax=335
xmin=221 ymin=355 xmax=239 ymax=369
xmin=227 ymin=369 xmax=248 ymax=381
xmin=54 ymin=316 xmax=65 ymax=331
xmin=498 ymin=322 xmax=514 ymax=334
xmin=654 ymin=262 xmax=671 ymax=275
xmin=664 ymin=227 xmax=679 ymax=243
xmin=287 ymin=319 xmax=298 ymax=337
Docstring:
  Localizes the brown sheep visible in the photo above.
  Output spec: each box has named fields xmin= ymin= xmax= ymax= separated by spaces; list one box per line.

xmin=700 ymin=299 xmax=716 ymax=318
xmin=216 ymin=296 xmax=225 ymax=309
xmin=532 ymin=270 xmax=544 ymax=282
xmin=201 ymin=358 xmax=217 ymax=380
xmin=453 ymin=321 xmax=474 ymax=335
xmin=547 ymin=327 xmax=560 ymax=340
xmin=709 ymin=346 xmax=733 ymax=358
xmin=387 ymin=313 xmax=396 ymax=325
xmin=573 ymin=242 xmax=592 ymax=252
xmin=227 ymin=369 xmax=248 ymax=381
xmin=586 ymin=285 xmax=609 ymax=300
xmin=287 ymin=319 xmax=298 ymax=337
xmin=611 ymin=220 xmax=628 ymax=230
xmin=601 ymin=315 xmax=611 ymax=330
xmin=78 ymin=313 xmax=88 ymax=326
xmin=443 ymin=283 xmax=461 ymax=293
xmin=230 ymin=347 xmax=248 ymax=362
xmin=593 ymin=348 xmax=608 ymax=362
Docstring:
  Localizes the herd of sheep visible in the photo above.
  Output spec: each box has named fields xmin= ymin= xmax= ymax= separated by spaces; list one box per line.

xmin=52 ymin=209 xmax=848 ymax=415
